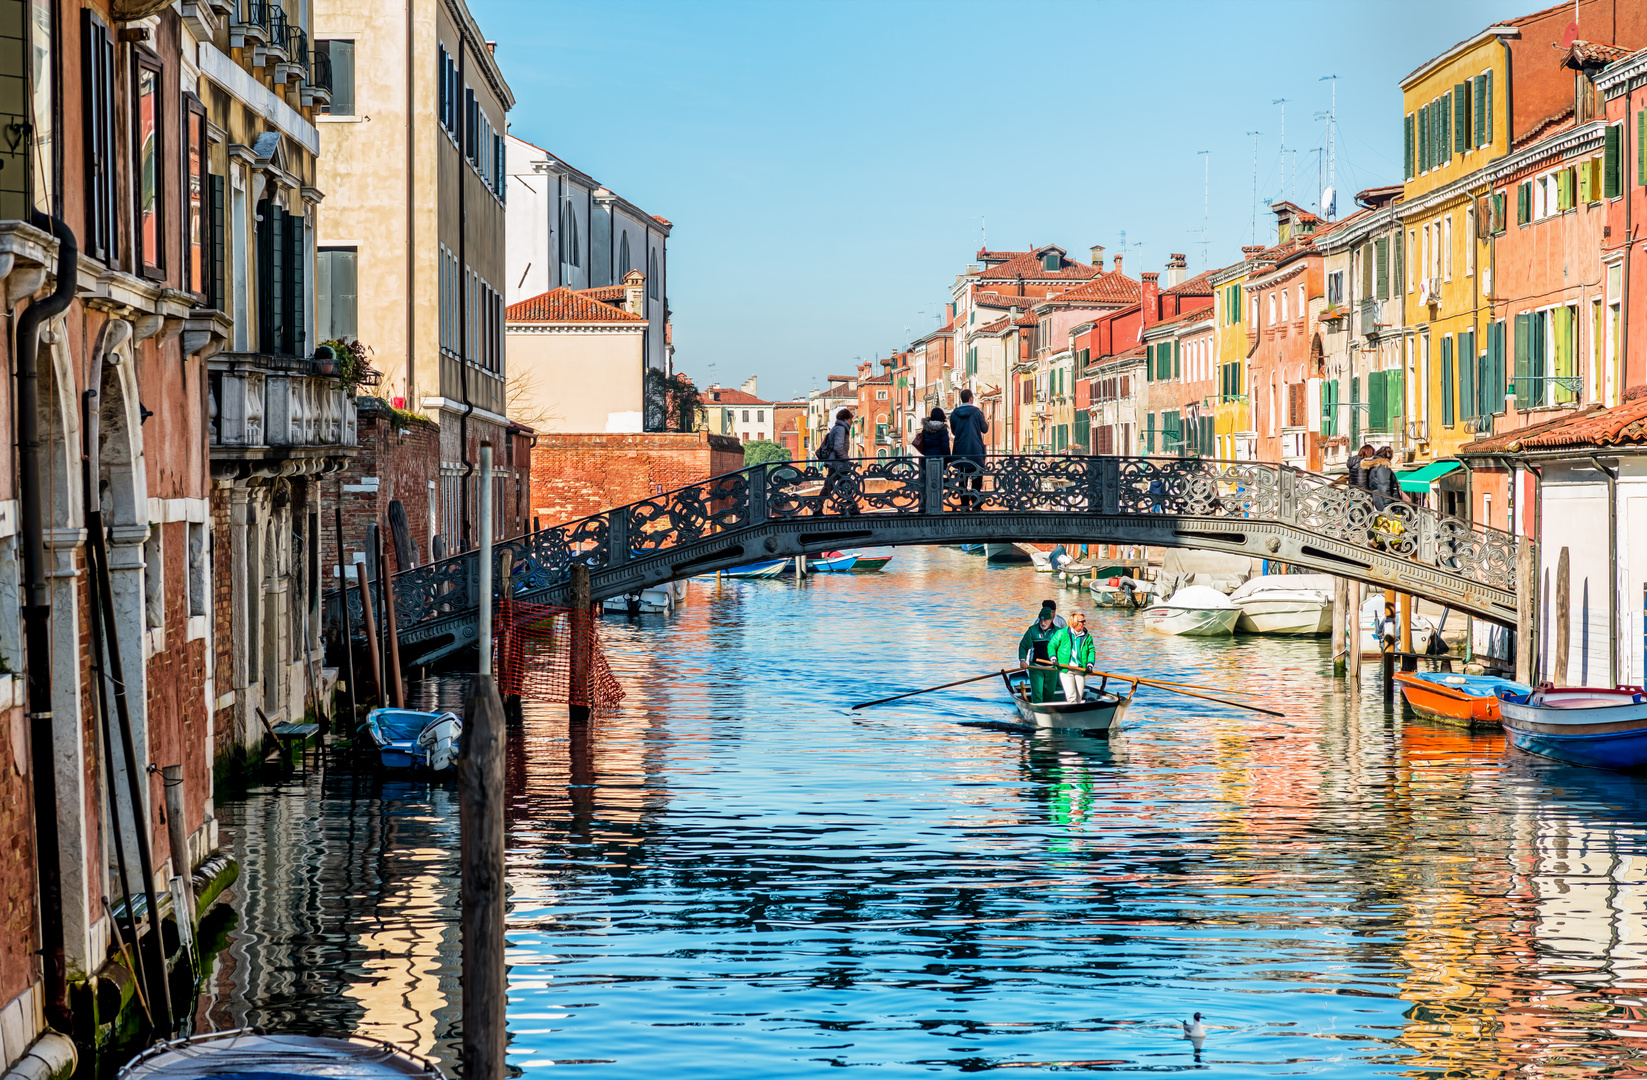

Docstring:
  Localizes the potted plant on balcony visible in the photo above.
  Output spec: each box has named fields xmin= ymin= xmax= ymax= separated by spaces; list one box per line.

xmin=313 ymin=343 xmax=337 ymax=375
xmin=320 ymin=337 xmax=377 ymax=396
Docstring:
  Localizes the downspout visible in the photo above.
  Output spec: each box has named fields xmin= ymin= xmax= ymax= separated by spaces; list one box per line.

xmin=405 ymin=0 xmax=415 ymax=406
xmin=1622 ymin=82 xmax=1634 ymax=402
xmin=457 ymin=39 xmax=474 ymax=550
xmin=17 ymin=211 xmax=77 ymax=1029
xmin=1590 ymin=454 xmax=1620 ymax=685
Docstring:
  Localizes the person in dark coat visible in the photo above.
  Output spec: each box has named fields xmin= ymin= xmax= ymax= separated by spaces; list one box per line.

xmin=1366 ymin=446 xmax=1402 ymax=509
xmin=949 ymin=388 xmax=990 ymax=509
xmin=1017 ymin=605 xmax=1061 ymax=703
xmin=914 ymin=406 xmax=950 ymax=457
xmin=1347 ymin=444 xmax=1375 ymax=490
xmin=817 ymin=408 xmax=858 ymax=514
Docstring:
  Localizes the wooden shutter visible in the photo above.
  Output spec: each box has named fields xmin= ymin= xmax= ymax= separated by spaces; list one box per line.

xmin=1375 ymin=238 xmax=1389 ymax=299
xmin=1492 ymin=192 xmax=1505 ymax=233
xmin=1517 ymin=182 xmax=1530 ymax=224
xmin=1405 ymin=114 xmax=1415 ymax=179
xmin=1390 ymin=368 xmax=1404 ymax=421
xmin=1418 ymin=104 xmax=1428 ymax=171
xmin=1146 ymin=412 xmax=1155 ymax=454
xmin=1474 ymin=74 xmax=1488 ymax=146
xmin=1579 ymin=159 xmax=1592 ymax=204
xmin=1361 ymin=244 xmax=1373 ymax=298
xmin=1639 ymin=109 xmax=1647 ymax=186
xmin=1394 ymin=229 xmax=1404 ymax=287
xmin=1145 ymin=345 xmax=1154 ymax=382
xmin=1513 ymin=312 xmax=1530 ymax=404
xmin=1483 ymin=69 xmax=1493 ymax=146
xmin=1440 ymin=95 xmax=1451 ymax=165
xmin=257 ymin=200 xmax=275 ymax=351
xmin=1605 ymin=123 xmax=1622 ymax=197
xmin=1441 ymin=337 xmax=1454 ymax=426
xmin=83 ymin=10 xmax=116 ymax=263
xmin=1173 ymin=340 xmax=1181 ymax=379
xmin=210 ymin=174 xmax=225 ymax=310
xmin=1454 ymin=83 xmax=1468 ymax=153
xmin=1369 ymin=370 xmax=1387 ymax=432
xmin=286 ymin=212 xmax=306 ymax=356
xmin=1459 ymin=330 xmax=1475 ymax=419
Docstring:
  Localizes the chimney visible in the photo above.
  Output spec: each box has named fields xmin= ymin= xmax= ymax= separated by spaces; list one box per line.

xmin=623 ymin=270 xmax=644 ymax=315
xmin=741 ymin=375 xmax=758 ymax=396
xmin=1009 ymin=306 xmax=1022 ymax=320
xmin=1166 ymin=254 xmax=1188 ymax=288
xmin=1242 ymin=245 xmax=1265 ymax=260
xmin=485 ymin=40 xmax=497 ymax=54
xmin=1141 ymin=273 xmax=1161 ymax=330
xmin=1090 ymin=245 xmax=1105 ymax=271
xmin=1113 ymin=253 xmax=1124 ymax=275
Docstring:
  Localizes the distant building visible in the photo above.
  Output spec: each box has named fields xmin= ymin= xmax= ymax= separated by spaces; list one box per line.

xmin=505 ymin=275 xmax=650 ymax=432
xmin=702 ymin=378 xmax=773 ymax=442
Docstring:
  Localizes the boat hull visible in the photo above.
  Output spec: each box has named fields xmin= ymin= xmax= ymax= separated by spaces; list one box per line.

xmin=847 ymin=556 xmax=892 ymax=572
xmin=800 ymin=554 xmax=858 ymax=573
xmin=985 ymin=543 xmax=1032 ymax=564
xmin=1233 ymin=597 xmax=1332 ymax=635
xmin=1395 ymin=673 xmax=1529 ymax=727
xmin=1500 ymin=689 xmax=1647 ymax=769
xmin=1004 ymin=671 xmax=1131 ymax=732
xmin=365 ymin=708 xmax=463 ymax=772
xmin=1142 ymin=605 xmax=1239 ymax=636
xmin=603 ymin=584 xmax=676 ymax=614
xmin=721 ymin=559 xmax=789 ymax=579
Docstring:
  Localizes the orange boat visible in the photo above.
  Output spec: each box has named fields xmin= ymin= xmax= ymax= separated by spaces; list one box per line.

xmin=1394 ymin=672 xmax=1531 ymax=728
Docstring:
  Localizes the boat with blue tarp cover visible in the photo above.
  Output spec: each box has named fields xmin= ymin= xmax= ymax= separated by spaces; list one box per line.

xmin=364 ymin=708 xmax=463 ymax=772
xmin=1395 ymin=671 xmax=1532 ymax=727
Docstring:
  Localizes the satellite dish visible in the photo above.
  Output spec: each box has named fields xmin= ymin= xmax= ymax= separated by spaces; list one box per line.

xmin=1321 ymin=185 xmax=1338 ymax=219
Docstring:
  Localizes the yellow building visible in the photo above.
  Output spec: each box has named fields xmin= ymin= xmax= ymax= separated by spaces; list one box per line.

xmin=1209 ymin=253 xmax=1258 ymax=459
xmin=1396 ymin=25 xmax=1511 ymax=462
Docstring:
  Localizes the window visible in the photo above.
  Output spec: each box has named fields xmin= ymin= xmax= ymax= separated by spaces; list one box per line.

xmin=82 ymin=10 xmax=116 ymax=263
xmin=1475 ymin=69 xmax=1492 ymax=148
xmin=1297 ymin=284 xmax=1305 ymax=318
xmin=1374 ymin=237 xmax=1389 ymax=299
xmin=185 ymin=97 xmax=208 ymax=298
xmin=1604 ymin=122 xmax=1622 ymax=198
xmin=1404 ymin=112 xmax=1415 ymax=180
xmin=257 ymin=199 xmax=306 ymax=355
xmin=143 ymin=532 xmax=163 ymax=631
xmin=1279 ymin=291 xmax=1287 ymax=322
xmin=1407 ymin=230 xmax=1417 ymax=291
xmin=618 ymin=232 xmax=630 ymax=276
xmin=648 ymin=248 xmax=659 ymax=300
xmin=1465 ymin=207 xmax=1475 ymax=276
xmin=561 ymin=201 xmax=580 ymax=268
xmin=318 ymin=40 xmax=355 ymax=116
xmin=1517 ymin=180 xmax=1532 ymax=224
xmin=1042 ymin=252 xmax=1059 ymax=272
xmin=1269 ymin=293 xmax=1277 ymax=324
xmin=757 ymin=410 xmax=765 ymax=422
xmin=742 ymin=410 xmax=749 ymax=422
xmin=1443 ymin=215 xmax=1453 ymax=280
xmin=188 ymin=522 xmax=206 ymax=618
xmin=316 ymin=247 xmax=358 ymax=342
xmin=134 ymin=49 xmax=164 ymax=278
xmin=1440 ymin=336 xmax=1454 ymax=426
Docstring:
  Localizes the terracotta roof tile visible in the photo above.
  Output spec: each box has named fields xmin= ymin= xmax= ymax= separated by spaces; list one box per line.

xmin=1163 ymin=269 xmax=1217 ymax=296
xmin=1465 ymin=393 xmax=1647 ymax=454
xmin=1143 ymin=307 xmax=1214 ymax=334
xmin=1049 ymin=271 xmax=1142 ymax=304
xmin=505 ymin=287 xmax=646 ymax=323
xmin=705 ymin=388 xmax=769 ymax=406
xmin=576 ymin=285 xmax=627 ymax=301
xmin=973 ymin=247 xmax=1099 ymax=282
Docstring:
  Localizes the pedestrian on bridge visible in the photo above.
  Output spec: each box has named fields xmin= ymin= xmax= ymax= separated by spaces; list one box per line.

xmin=949 ymin=389 xmax=990 ymax=509
xmin=1049 ymin=611 xmax=1097 ymax=703
xmin=1018 ymin=606 xmax=1060 ymax=703
xmin=913 ymin=406 xmax=950 ymax=457
xmin=816 ymin=408 xmax=858 ymax=514
xmin=1367 ymin=446 xmax=1403 ymax=510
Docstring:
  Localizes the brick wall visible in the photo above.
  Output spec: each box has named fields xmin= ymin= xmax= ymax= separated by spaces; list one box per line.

xmin=530 ymin=432 xmax=744 ymax=525
xmin=324 ymin=401 xmax=442 ymax=578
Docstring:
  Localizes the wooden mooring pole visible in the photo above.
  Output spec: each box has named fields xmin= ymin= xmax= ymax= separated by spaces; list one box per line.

xmin=461 ymin=442 xmax=508 ymax=1080
xmin=1331 ymin=577 xmax=1348 ymax=678
xmin=1347 ymin=583 xmax=1363 ymax=686
xmin=1516 ymin=538 xmax=1538 ymax=686
xmin=355 ymin=562 xmax=384 ymax=704
xmin=570 ymin=564 xmax=592 ymax=725
xmin=1554 ymin=546 xmax=1570 ymax=686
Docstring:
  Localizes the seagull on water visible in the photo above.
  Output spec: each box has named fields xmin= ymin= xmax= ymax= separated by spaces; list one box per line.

xmin=1181 ymin=1013 xmax=1206 ymax=1039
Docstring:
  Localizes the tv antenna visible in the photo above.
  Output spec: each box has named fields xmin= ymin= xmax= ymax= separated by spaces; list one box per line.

xmin=1272 ymin=100 xmax=1288 ymax=203
xmin=1319 ymin=75 xmax=1340 ymax=218
xmin=1246 ymin=131 xmax=1263 ymax=245
xmin=1196 ymin=150 xmax=1210 ymax=268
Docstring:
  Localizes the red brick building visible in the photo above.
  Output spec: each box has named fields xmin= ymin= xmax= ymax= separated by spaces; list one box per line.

xmin=530 ymin=432 xmax=744 ymax=523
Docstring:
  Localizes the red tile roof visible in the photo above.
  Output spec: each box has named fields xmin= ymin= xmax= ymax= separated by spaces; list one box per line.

xmin=1164 ymin=269 xmax=1217 ymax=296
xmin=973 ymin=290 xmax=1041 ymax=309
xmin=652 ymin=214 xmax=673 ymax=226
xmin=705 ymin=388 xmax=769 ymax=406
xmin=973 ymin=247 xmax=1099 ymax=282
xmin=1464 ymin=392 xmax=1647 ymax=454
xmin=1143 ymin=307 xmax=1214 ymax=333
xmin=506 ymin=287 xmax=646 ymax=323
xmin=1047 ymin=271 xmax=1142 ymax=304
xmin=577 ymin=285 xmax=628 ymax=301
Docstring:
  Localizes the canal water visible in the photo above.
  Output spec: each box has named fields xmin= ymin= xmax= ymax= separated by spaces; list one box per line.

xmin=197 ymin=547 xmax=1647 ymax=1077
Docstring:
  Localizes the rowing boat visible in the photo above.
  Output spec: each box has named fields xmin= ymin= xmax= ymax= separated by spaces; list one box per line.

xmin=1002 ymin=670 xmax=1132 ymax=733
xmin=720 ymin=558 xmax=788 ymax=579
xmin=846 ymin=554 xmax=892 ymax=572
xmin=1394 ymin=671 xmax=1530 ymax=727
xmin=802 ymin=552 xmax=859 ymax=573
xmin=1499 ymin=686 xmax=1647 ymax=769
xmin=363 ymin=708 xmax=463 ymax=772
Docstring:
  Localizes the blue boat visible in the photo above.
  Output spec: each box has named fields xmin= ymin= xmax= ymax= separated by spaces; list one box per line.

xmin=718 ymin=558 xmax=789 ymax=579
xmin=798 ymin=552 xmax=858 ymax=573
xmin=1498 ymin=686 xmax=1647 ymax=770
xmin=364 ymin=708 xmax=463 ymax=772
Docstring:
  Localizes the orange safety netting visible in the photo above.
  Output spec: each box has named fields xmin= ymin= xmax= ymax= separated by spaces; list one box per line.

xmin=493 ymin=599 xmax=625 ymax=707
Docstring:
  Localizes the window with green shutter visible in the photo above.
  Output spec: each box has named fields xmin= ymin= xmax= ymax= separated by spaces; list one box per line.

xmin=1375 ymin=237 xmax=1389 ymax=299
xmin=1146 ymin=412 xmax=1156 ymax=454
xmin=1405 ymin=114 xmax=1415 ymax=179
xmin=1459 ymin=329 xmax=1476 ymax=418
xmin=1513 ymin=312 xmax=1531 ymax=404
xmin=1073 ymin=411 xmax=1089 ymax=450
xmin=1418 ymin=103 xmax=1429 ymax=171
xmin=1394 ymin=229 xmax=1404 ymax=286
xmin=1440 ymin=337 xmax=1454 ymax=427
xmin=1517 ymin=181 xmax=1531 ymax=224
xmin=1440 ymin=95 xmax=1452 ymax=166
xmin=1173 ymin=341 xmax=1181 ymax=379
xmin=1454 ymin=83 xmax=1468 ymax=153
xmin=1605 ymin=123 xmax=1622 ymax=197
xmin=1481 ymin=69 xmax=1493 ymax=146
xmin=1639 ymin=109 xmax=1647 ymax=185
xmin=1389 ymin=367 xmax=1403 ymax=422
xmin=1145 ymin=345 xmax=1155 ymax=382
xmin=1492 ymin=192 xmax=1506 ymax=233
xmin=1369 ymin=370 xmax=1388 ymax=432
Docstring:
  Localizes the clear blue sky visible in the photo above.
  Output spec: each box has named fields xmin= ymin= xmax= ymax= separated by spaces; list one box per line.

xmin=475 ymin=0 xmax=1541 ymax=403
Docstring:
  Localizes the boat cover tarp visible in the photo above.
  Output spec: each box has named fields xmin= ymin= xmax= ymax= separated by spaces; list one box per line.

xmin=370 ymin=710 xmax=445 ymax=744
xmin=1157 ymin=549 xmax=1256 ymax=594
xmin=1228 ymin=574 xmax=1337 ymax=600
xmin=118 ymin=1034 xmax=443 ymax=1080
xmin=1164 ymin=585 xmax=1238 ymax=609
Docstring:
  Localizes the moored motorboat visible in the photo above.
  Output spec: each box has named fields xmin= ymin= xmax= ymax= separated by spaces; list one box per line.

xmin=1002 ymin=670 xmax=1132 ymax=733
xmin=364 ymin=708 xmax=463 ymax=772
xmin=603 ymin=584 xmax=677 ymax=614
xmin=1499 ymin=686 xmax=1647 ymax=769
xmin=846 ymin=554 xmax=893 ymax=572
xmin=1142 ymin=585 xmax=1239 ymax=636
xmin=1026 ymin=544 xmax=1090 ymax=573
xmin=985 ymin=543 xmax=1033 ymax=564
xmin=1395 ymin=671 xmax=1531 ymax=727
xmin=117 ymin=1031 xmax=443 ymax=1080
xmin=801 ymin=551 xmax=859 ymax=573
xmin=1228 ymin=574 xmax=1335 ymax=635
xmin=1089 ymin=575 xmax=1154 ymax=608
xmin=1356 ymin=595 xmax=1438 ymax=655
xmin=719 ymin=558 xmax=789 ymax=579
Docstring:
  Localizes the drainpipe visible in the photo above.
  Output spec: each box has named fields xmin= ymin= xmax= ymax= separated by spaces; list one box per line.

xmin=1590 ymin=454 xmax=1620 ymax=686
xmin=457 ymin=40 xmax=474 ymax=551
xmin=405 ymin=0 xmax=416 ymax=408
xmin=16 ymin=211 xmax=77 ymax=1030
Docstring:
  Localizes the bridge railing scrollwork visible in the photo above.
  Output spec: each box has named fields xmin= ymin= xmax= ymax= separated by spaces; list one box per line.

xmin=329 ymin=455 xmax=1518 ymax=650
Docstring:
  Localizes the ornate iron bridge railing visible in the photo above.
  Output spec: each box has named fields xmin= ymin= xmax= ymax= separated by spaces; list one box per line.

xmin=330 ymin=455 xmax=1519 ymax=667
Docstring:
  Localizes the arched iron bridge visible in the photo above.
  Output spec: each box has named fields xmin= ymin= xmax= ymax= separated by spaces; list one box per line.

xmin=343 ymin=455 xmax=1519 ymax=669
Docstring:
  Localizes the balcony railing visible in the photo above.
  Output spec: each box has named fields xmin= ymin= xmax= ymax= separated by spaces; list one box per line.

xmin=209 ymin=356 xmax=359 ymax=451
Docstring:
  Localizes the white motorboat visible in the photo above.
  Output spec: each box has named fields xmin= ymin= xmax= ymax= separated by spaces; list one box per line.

xmin=1356 ymin=594 xmax=1437 ymax=655
xmin=603 ymin=584 xmax=678 ymax=614
xmin=1229 ymin=574 xmax=1336 ymax=635
xmin=1142 ymin=585 xmax=1240 ymax=636
xmin=1089 ymin=576 xmax=1153 ymax=608
xmin=1025 ymin=545 xmax=1090 ymax=573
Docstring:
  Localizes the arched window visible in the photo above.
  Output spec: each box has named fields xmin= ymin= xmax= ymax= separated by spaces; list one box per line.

xmin=648 ymin=249 xmax=659 ymax=299
xmin=618 ymin=232 xmax=630 ymax=276
xmin=561 ymin=202 xmax=580 ymax=268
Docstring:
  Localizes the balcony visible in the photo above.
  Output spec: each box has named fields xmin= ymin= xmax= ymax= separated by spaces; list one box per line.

xmin=229 ymin=0 xmax=271 ymax=49
xmin=208 ymin=352 xmax=358 ymax=478
xmin=255 ymin=6 xmax=292 ymax=67
xmin=275 ymin=23 xmax=309 ymax=85
xmin=303 ymin=48 xmax=333 ymax=108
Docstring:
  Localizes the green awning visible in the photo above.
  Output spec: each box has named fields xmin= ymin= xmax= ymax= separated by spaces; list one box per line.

xmin=1397 ymin=460 xmax=1462 ymax=492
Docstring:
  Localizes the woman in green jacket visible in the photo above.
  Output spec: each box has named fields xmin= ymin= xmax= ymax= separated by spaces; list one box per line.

xmin=1048 ymin=611 xmax=1097 ymax=703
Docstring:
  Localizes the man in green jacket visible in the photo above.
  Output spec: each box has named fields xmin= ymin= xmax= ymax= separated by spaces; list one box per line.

xmin=1048 ymin=611 xmax=1097 ymax=704
xmin=1018 ymin=605 xmax=1060 ymax=702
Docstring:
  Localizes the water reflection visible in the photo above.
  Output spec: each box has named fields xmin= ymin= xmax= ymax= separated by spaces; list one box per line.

xmin=199 ymin=547 xmax=1647 ymax=1077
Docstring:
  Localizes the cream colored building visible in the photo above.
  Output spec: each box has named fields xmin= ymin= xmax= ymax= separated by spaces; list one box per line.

xmin=505 ymin=275 xmax=648 ymax=432
xmin=313 ymin=0 xmax=514 ymax=550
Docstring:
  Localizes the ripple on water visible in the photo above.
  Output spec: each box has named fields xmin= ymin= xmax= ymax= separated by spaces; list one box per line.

xmin=202 ymin=547 xmax=1647 ymax=1077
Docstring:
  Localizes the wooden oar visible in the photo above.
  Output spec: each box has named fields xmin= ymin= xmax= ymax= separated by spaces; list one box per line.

xmin=852 ymin=668 xmax=1027 ymax=710
xmin=1034 ymin=661 xmax=1285 ymax=718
